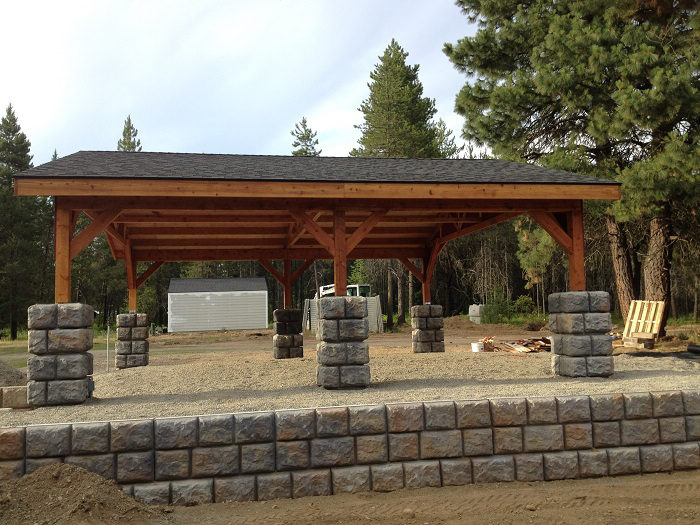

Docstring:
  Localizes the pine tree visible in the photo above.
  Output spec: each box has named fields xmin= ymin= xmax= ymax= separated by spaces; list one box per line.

xmin=117 ymin=115 xmax=142 ymax=152
xmin=51 ymin=149 xmax=58 ymax=161
xmin=291 ymin=117 xmax=321 ymax=156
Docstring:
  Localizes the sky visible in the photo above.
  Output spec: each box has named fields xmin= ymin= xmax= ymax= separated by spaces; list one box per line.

xmin=2 ymin=0 xmax=476 ymax=166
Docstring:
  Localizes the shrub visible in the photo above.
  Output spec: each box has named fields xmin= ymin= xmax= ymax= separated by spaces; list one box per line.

xmin=482 ymin=293 xmax=512 ymax=324
xmin=512 ymin=295 xmax=535 ymax=314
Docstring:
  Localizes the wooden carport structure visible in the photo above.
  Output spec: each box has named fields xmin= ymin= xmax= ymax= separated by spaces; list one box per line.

xmin=14 ymin=152 xmax=620 ymax=309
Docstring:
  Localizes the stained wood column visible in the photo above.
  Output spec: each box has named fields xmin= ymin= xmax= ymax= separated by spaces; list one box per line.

xmin=568 ymin=202 xmax=586 ymax=291
xmin=125 ymin=240 xmax=138 ymax=311
xmin=421 ymin=257 xmax=431 ymax=304
xmin=333 ymin=210 xmax=347 ymax=296
xmin=283 ymin=259 xmax=292 ymax=308
xmin=54 ymin=203 xmax=72 ymax=303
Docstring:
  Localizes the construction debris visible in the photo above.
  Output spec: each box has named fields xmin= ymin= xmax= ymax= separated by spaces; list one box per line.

xmin=472 ymin=336 xmax=550 ymax=353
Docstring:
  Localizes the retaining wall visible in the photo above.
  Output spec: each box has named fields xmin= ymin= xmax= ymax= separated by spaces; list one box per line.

xmin=0 ymin=390 xmax=698 ymax=505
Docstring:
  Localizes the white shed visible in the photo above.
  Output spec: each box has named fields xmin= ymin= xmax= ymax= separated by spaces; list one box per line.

xmin=167 ymin=278 xmax=268 ymax=333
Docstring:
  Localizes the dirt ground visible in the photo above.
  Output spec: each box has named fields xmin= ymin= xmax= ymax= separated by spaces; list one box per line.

xmin=1 ymin=463 xmax=698 ymax=525
xmin=1 ymin=321 xmax=698 ymax=427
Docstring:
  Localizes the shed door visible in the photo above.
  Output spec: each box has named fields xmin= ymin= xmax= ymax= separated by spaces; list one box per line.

xmin=168 ymin=291 xmax=268 ymax=332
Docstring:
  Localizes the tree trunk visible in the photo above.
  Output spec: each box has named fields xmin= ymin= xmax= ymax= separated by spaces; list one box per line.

xmin=693 ymin=274 xmax=698 ymax=322
xmin=643 ymin=210 xmax=673 ymax=336
xmin=408 ymin=267 xmax=414 ymax=312
xmin=386 ymin=267 xmax=394 ymax=329
xmin=397 ymin=264 xmax=405 ymax=325
xmin=606 ymin=215 xmax=636 ymax=322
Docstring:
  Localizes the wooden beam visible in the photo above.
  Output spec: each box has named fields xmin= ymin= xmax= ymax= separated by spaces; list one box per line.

xmin=283 ymin=259 xmax=292 ymax=308
xmin=258 ymin=259 xmax=285 ymax=284
xmin=69 ymin=209 xmax=122 ymax=259
xmin=135 ymin=261 xmax=164 ymax=288
xmin=345 ymin=210 xmax=387 ymax=252
xmin=568 ymin=202 xmax=586 ymax=291
xmin=288 ymin=210 xmax=335 ymax=254
xmin=291 ymin=259 xmax=316 ymax=283
xmin=55 ymin=204 xmax=72 ymax=303
xmin=438 ymin=213 xmax=519 ymax=244
xmin=124 ymin=240 xmax=137 ymax=311
xmin=530 ymin=211 xmax=574 ymax=255
xmin=398 ymin=258 xmax=424 ymax=283
xmin=333 ymin=210 xmax=347 ymax=296
xmin=287 ymin=211 xmax=322 ymax=248
xmin=422 ymin=241 xmax=444 ymax=304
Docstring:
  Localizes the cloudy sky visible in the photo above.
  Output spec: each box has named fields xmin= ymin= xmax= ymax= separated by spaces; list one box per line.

xmin=2 ymin=1 xmax=475 ymax=166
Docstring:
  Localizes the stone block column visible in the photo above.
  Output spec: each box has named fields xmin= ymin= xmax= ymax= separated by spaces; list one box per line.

xmin=26 ymin=303 xmax=95 ymax=406
xmin=549 ymin=291 xmax=614 ymax=377
xmin=411 ymin=305 xmax=445 ymax=353
xmin=115 ymin=313 xmax=150 ymax=369
xmin=316 ymin=296 xmax=370 ymax=389
xmin=272 ymin=309 xmax=303 ymax=359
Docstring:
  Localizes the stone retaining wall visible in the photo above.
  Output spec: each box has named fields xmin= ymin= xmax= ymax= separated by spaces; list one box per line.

xmin=273 ymin=309 xmax=303 ymax=359
xmin=1 ymin=390 xmax=698 ymax=505
xmin=411 ymin=305 xmax=444 ymax=353
xmin=115 ymin=313 xmax=150 ymax=369
xmin=26 ymin=303 xmax=94 ymax=406
xmin=548 ymin=291 xmax=614 ymax=377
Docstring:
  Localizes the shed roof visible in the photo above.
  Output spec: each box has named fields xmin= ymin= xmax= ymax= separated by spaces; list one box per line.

xmin=168 ymin=277 xmax=268 ymax=294
xmin=15 ymin=150 xmax=617 ymax=186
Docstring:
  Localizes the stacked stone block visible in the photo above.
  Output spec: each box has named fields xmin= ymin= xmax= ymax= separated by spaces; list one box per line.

xmin=549 ymin=291 xmax=614 ymax=377
xmin=115 ymin=313 xmax=150 ymax=369
xmin=411 ymin=304 xmax=444 ymax=353
xmin=0 ymin=389 xmax=698 ymax=503
xmin=26 ymin=303 xmax=94 ymax=406
xmin=273 ymin=309 xmax=303 ymax=359
xmin=316 ymin=296 xmax=370 ymax=389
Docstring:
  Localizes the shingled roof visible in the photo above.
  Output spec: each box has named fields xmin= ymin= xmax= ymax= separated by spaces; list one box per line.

xmin=15 ymin=151 xmax=618 ymax=186
xmin=168 ymin=277 xmax=268 ymax=294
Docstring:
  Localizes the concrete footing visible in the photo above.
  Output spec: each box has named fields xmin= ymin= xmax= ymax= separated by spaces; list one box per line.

xmin=411 ymin=304 xmax=444 ymax=353
xmin=273 ymin=309 xmax=303 ymax=359
xmin=115 ymin=313 xmax=150 ymax=369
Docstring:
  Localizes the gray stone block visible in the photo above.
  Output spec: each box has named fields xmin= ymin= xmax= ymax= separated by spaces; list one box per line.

xmin=672 ymin=442 xmax=700 ymax=469
xmin=462 ymin=428 xmax=493 ymax=456
xmin=292 ymin=469 xmax=331 ymax=498
xmin=28 ymin=304 xmax=57 ymax=329
xmin=48 ymin=328 xmax=93 ymax=352
xmin=440 ymin=458 xmax=472 ymax=485
xmin=273 ymin=347 xmax=290 ymax=359
xmin=411 ymin=317 xmax=427 ymax=330
xmin=557 ymin=292 xmax=590 ymax=313
xmin=586 ymin=356 xmax=614 ymax=377
xmin=332 ymin=465 xmax=370 ymax=493
xmin=564 ymin=423 xmax=592 ymax=449
xmin=560 ymin=335 xmax=591 ymax=356
xmin=349 ymin=404 xmax=386 ymax=435
xmin=578 ymin=449 xmax=608 ymax=478
xmin=430 ymin=305 xmax=443 ymax=317
xmin=72 ymin=422 xmax=110 ymax=454
xmin=338 ymin=319 xmax=369 ymax=341
xmin=640 ymin=444 xmax=673 ymax=473
xmin=46 ymin=378 xmax=90 ymax=404
xmin=339 ymin=365 xmax=370 ymax=387
xmin=26 ymin=380 xmax=46 ymax=407
xmin=257 ymin=472 xmax=291 ymax=501
xmin=273 ymin=334 xmax=294 ymax=348
xmin=515 ymin=453 xmax=544 ymax=481
xmin=155 ymin=449 xmax=190 ymax=480
xmin=557 ymin=396 xmax=591 ymax=422
xmin=316 ymin=365 xmax=340 ymax=388
xmin=115 ymin=341 xmax=132 ymax=355
xmin=26 ymin=424 xmax=71 ymax=457
xmin=273 ymin=309 xmax=291 ymax=322
xmin=426 ymin=317 xmax=444 ymax=330
xmin=28 ymin=330 xmax=48 ymax=354
xmin=554 ymin=313 xmax=585 ymax=334
xmin=523 ymin=425 xmax=564 ymax=452
xmin=126 ymin=354 xmax=148 ymax=367
xmin=424 ymin=401 xmax=456 ymax=430
xmin=316 ymin=342 xmax=345 ymax=365
xmin=292 ymin=334 xmax=303 ymax=346
xmin=114 ymin=355 xmax=127 ymax=369
xmin=56 ymin=353 xmax=92 ymax=379
xmin=27 ymin=354 xmax=56 ymax=380
xmin=191 ymin=446 xmax=238 ymax=477
xmin=117 ymin=451 xmax=154 ymax=483
xmin=590 ymin=335 xmax=613 ymax=356
xmin=411 ymin=304 xmax=431 ymax=318
xmin=659 ymin=417 xmax=686 ymax=443
xmin=621 ymin=419 xmax=659 ymax=445
xmin=493 ymin=427 xmax=523 ymax=454
xmin=131 ymin=326 xmax=149 ymax=340
xmin=624 ymin=392 xmax=653 ymax=419
xmin=310 ymin=436 xmax=354 ymax=467
xmin=590 ymin=394 xmax=624 ymax=421
xmin=388 ymin=433 xmax=419 ymax=461
xmin=0 ymin=460 xmax=24 ymax=480
xmin=420 ymin=430 xmax=462 ymax=458
xmin=316 ymin=407 xmax=349 ymax=436
xmin=607 ymin=447 xmax=641 ymax=475
xmin=26 ymin=457 xmax=62 ymax=474
xmin=155 ymin=417 xmax=197 ymax=449
xmin=131 ymin=341 xmax=149 ymax=354
xmin=111 ymin=420 xmax=154 ymax=452
xmin=65 ymin=453 xmax=115 ymax=479
xmin=651 ymin=391 xmax=684 ymax=417
xmin=371 ymin=463 xmax=404 ymax=492
xmin=431 ymin=341 xmax=445 ymax=353
xmin=344 ymin=296 xmax=368 ymax=319
xmin=404 ymin=460 xmax=441 ymax=489
xmin=214 ymin=475 xmax=256 ymax=502
xmin=136 ymin=313 xmax=149 ymax=327
xmin=171 ymin=478 xmax=214 ymax=505
xmin=57 ymin=303 xmax=93 ymax=328
xmin=276 ymin=440 xmax=310 ymax=470
xmin=543 ymin=451 xmax=578 ymax=480
xmin=554 ymin=355 xmax=587 ymax=377
xmin=346 ymin=342 xmax=369 ymax=364
xmin=319 ymin=297 xmax=346 ymax=319
xmin=490 ymin=398 xmax=527 ymax=426
xmin=685 ymin=415 xmax=700 ymax=440
xmin=473 ymin=455 xmax=515 ymax=483
xmin=117 ymin=313 xmax=136 ymax=327
xmin=317 ymin=319 xmax=339 ymax=342
xmin=276 ymin=409 xmax=315 ymax=440
xmin=133 ymin=482 xmax=170 ymax=504
xmin=240 ymin=443 xmax=275 ymax=473
xmin=593 ymin=422 xmax=621 ymax=448
xmin=527 ymin=397 xmax=557 ymax=424
xmin=455 ymin=399 xmax=491 ymax=428
xmin=583 ymin=313 xmax=612 ymax=333
xmin=235 ymin=412 xmax=274 ymax=443
xmin=198 ymin=414 xmax=233 ymax=446
xmin=0 ymin=428 xmax=25 ymax=460
xmin=289 ymin=346 xmax=303 ymax=358
xmin=356 ymin=434 xmax=387 ymax=464
xmin=588 ymin=291 xmax=611 ymax=312
xmin=387 ymin=402 xmax=424 ymax=432
xmin=412 ymin=342 xmax=433 ymax=353
xmin=412 ymin=329 xmax=434 ymax=342
xmin=682 ymin=390 xmax=700 ymax=414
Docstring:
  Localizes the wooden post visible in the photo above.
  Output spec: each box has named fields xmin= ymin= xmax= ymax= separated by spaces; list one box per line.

xmin=55 ymin=203 xmax=72 ymax=303
xmin=421 ymin=257 xmax=431 ymax=304
xmin=333 ymin=209 xmax=346 ymax=296
xmin=569 ymin=202 xmax=586 ymax=291
xmin=125 ymin=240 xmax=137 ymax=311
xmin=283 ymin=259 xmax=292 ymax=308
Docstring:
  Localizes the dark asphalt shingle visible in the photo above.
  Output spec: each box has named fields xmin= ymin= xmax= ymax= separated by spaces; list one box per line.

xmin=168 ymin=278 xmax=268 ymax=294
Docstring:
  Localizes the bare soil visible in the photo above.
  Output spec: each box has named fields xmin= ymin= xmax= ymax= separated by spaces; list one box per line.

xmin=0 ymin=359 xmax=26 ymax=387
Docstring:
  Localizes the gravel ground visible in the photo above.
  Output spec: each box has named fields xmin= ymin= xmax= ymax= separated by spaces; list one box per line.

xmin=2 ymin=327 xmax=699 ymax=427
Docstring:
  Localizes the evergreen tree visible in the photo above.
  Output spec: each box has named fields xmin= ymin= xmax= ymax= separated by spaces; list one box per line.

xmin=445 ymin=1 xmax=699 ymax=330
xmin=51 ymin=149 xmax=58 ymax=161
xmin=117 ymin=115 xmax=142 ymax=152
xmin=291 ymin=117 xmax=321 ymax=156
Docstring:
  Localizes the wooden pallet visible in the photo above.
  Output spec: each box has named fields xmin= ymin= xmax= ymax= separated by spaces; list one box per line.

xmin=623 ymin=300 xmax=665 ymax=348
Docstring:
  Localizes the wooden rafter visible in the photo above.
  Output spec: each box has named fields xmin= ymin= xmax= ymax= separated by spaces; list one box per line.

xmin=288 ymin=210 xmax=335 ymax=254
xmin=258 ymin=259 xmax=285 ymax=283
xmin=345 ymin=210 xmax=386 ymax=252
xmin=291 ymin=259 xmax=316 ymax=283
xmin=438 ymin=212 xmax=519 ymax=245
xmin=69 ymin=209 xmax=122 ymax=259
xmin=135 ymin=261 xmax=164 ymax=288
xmin=399 ymin=257 xmax=424 ymax=283
xmin=530 ymin=211 xmax=573 ymax=254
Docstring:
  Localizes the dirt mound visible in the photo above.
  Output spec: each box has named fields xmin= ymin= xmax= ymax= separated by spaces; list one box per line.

xmin=0 ymin=359 xmax=26 ymax=387
xmin=0 ymin=463 xmax=170 ymax=525
xmin=443 ymin=315 xmax=476 ymax=331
